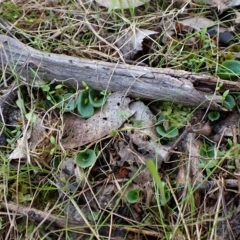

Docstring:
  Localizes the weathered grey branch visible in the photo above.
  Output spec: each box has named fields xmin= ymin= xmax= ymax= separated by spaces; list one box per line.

xmin=1 ymin=201 xmax=86 ymax=231
xmin=1 ymin=35 xmax=240 ymax=109
xmin=0 ymin=88 xmax=17 ymax=146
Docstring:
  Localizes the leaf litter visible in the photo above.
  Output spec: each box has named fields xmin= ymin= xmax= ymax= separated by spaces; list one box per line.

xmin=2 ymin=0 xmax=240 ymax=239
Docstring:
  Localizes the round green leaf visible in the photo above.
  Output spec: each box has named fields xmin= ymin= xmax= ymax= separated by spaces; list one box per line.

xmin=207 ymin=146 xmax=217 ymax=158
xmin=217 ymin=60 xmax=240 ymax=80
xmin=76 ymin=149 xmax=97 ymax=168
xmin=77 ymin=90 xmax=94 ymax=118
xmin=127 ymin=189 xmax=140 ymax=203
xmin=53 ymin=93 xmax=76 ymax=112
xmin=157 ymin=115 xmax=166 ymax=124
xmin=52 ymin=95 xmax=63 ymax=106
xmin=208 ymin=111 xmax=220 ymax=121
xmin=62 ymin=93 xmax=76 ymax=112
xmin=206 ymin=159 xmax=218 ymax=169
xmin=223 ymin=94 xmax=236 ymax=109
xmin=156 ymin=125 xmax=179 ymax=139
xmin=88 ymin=89 xmax=107 ymax=108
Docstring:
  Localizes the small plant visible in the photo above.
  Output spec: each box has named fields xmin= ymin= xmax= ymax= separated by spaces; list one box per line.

xmin=217 ymin=60 xmax=240 ymax=80
xmin=76 ymin=82 xmax=107 ymax=118
xmin=208 ymin=111 xmax=220 ymax=121
xmin=215 ymin=83 xmax=236 ymax=109
xmin=6 ymin=126 xmax=22 ymax=149
xmin=156 ymin=103 xmax=192 ymax=139
xmin=76 ymin=149 xmax=97 ymax=168
xmin=199 ymin=141 xmax=219 ymax=176
xmin=41 ymin=82 xmax=76 ymax=112
xmin=127 ymin=189 xmax=140 ymax=203
xmin=40 ymin=81 xmax=108 ymax=117
xmin=222 ymin=93 xmax=236 ymax=109
xmin=77 ymin=90 xmax=95 ymax=118
xmin=156 ymin=115 xmax=179 ymax=139
xmin=146 ymin=159 xmax=170 ymax=206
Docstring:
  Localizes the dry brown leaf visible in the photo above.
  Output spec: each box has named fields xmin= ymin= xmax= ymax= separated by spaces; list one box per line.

xmin=116 ymin=28 xmax=158 ymax=59
xmin=183 ymin=133 xmax=203 ymax=183
xmin=213 ymin=112 xmax=239 ymax=137
xmin=179 ymin=17 xmax=219 ymax=31
xmin=9 ymin=117 xmax=55 ymax=162
xmin=125 ymin=101 xmax=170 ymax=167
xmin=194 ymin=0 xmax=240 ymax=7
xmin=8 ymin=135 xmax=29 ymax=160
xmin=8 ymin=118 xmax=41 ymax=160
xmin=193 ymin=0 xmax=240 ymax=22
xmin=95 ymin=0 xmax=150 ymax=9
xmin=61 ymin=92 xmax=135 ymax=149
xmin=222 ymin=0 xmax=240 ymax=6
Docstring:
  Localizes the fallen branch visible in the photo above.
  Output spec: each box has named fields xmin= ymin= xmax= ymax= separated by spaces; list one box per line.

xmin=0 ymin=87 xmax=17 ymax=146
xmin=1 ymin=35 xmax=240 ymax=109
xmin=1 ymin=201 xmax=87 ymax=231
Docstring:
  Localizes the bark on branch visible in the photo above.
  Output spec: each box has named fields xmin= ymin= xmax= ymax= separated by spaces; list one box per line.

xmin=1 ymin=35 xmax=240 ymax=109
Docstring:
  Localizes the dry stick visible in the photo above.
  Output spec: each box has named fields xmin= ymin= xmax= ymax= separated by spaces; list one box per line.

xmin=1 ymin=201 xmax=87 ymax=231
xmin=233 ymin=125 xmax=240 ymax=204
xmin=123 ymin=227 xmax=163 ymax=238
xmin=2 ymin=35 xmax=240 ymax=109
xmin=165 ymin=128 xmax=189 ymax=161
xmin=233 ymin=125 xmax=240 ymax=169
xmin=178 ymin=179 xmax=238 ymax=191
xmin=209 ymin=180 xmax=223 ymax=240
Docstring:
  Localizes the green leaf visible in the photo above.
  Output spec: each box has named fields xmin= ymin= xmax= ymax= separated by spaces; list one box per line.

xmin=53 ymin=93 xmax=76 ymax=112
xmin=88 ymin=89 xmax=107 ymax=108
xmin=77 ymin=90 xmax=94 ymax=118
xmin=62 ymin=93 xmax=76 ymax=112
xmin=50 ymin=136 xmax=56 ymax=145
xmin=87 ymin=211 xmax=99 ymax=221
xmin=55 ymin=84 xmax=63 ymax=89
xmin=132 ymin=119 xmax=143 ymax=128
xmin=127 ymin=189 xmax=140 ymax=203
xmin=16 ymin=98 xmax=26 ymax=114
xmin=146 ymin=159 xmax=170 ymax=206
xmin=52 ymin=95 xmax=63 ymax=106
xmin=206 ymin=159 xmax=218 ymax=169
xmin=100 ymin=90 xmax=111 ymax=96
xmin=227 ymin=165 xmax=235 ymax=170
xmin=76 ymin=149 xmax=97 ymax=168
xmin=156 ymin=125 xmax=178 ymax=139
xmin=217 ymin=60 xmax=240 ymax=80
xmin=200 ymin=143 xmax=217 ymax=159
xmin=208 ymin=111 xmax=220 ymax=121
xmin=222 ymin=90 xmax=229 ymax=99
xmin=223 ymin=94 xmax=236 ymax=109
xmin=207 ymin=146 xmax=217 ymax=158
xmin=216 ymin=82 xmax=223 ymax=91
xmin=157 ymin=115 xmax=166 ymax=124
xmin=25 ymin=111 xmax=37 ymax=123
xmin=41 ymin=84 xmax=50 ymax=92
xmin=50 ymin=148 xmax=56 ymax=155
xmin=82 ymin=81 xmax=89 ymax=89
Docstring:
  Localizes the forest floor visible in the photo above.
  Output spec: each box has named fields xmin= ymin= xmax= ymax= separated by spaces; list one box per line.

xmin=1 ymin=0 xmax=240 ymax=239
